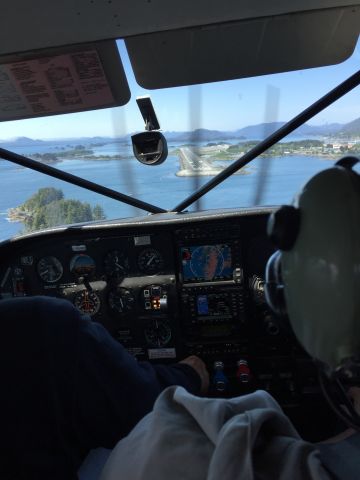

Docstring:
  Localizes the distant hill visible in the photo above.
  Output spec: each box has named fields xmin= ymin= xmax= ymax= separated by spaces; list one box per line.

xmin=164 ymin=128 xmax=243 ymax=142
xmin=295 ymin=123 xmax=343 ymax=136
xmin=0 ymin=136 xmax=117 ymax=148
xmin=234 ymin=122 xmax=285 ymax=139
xmin=1 ymin=117 xmax=360 ymax=148
xmin=233 ymin=121 xmax=344 ymax=139
xmin=336 ymin=117 xmax=360 ymax=136
xmin=0 ymin=136 xmax=44 ymax=147
xmin=164 ymin=121 xmax=349 ymax=142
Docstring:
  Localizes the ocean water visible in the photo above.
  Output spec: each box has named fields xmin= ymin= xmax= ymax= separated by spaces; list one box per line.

xmin=0 ymin=142 xmax=337 ymax=242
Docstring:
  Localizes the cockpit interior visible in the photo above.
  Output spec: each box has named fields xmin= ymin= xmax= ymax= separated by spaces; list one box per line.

xmin=1 ymin=1 xmax=360 ymax=471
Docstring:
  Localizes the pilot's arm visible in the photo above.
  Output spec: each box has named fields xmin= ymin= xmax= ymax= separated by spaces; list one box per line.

xmin=0 ymin=296 xmax=208 ymax=479
xmin=74 ymin=304 xmax=208 ymax=449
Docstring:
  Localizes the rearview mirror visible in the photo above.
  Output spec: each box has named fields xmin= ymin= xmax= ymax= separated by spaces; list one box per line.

xmin=132 ymin=95 xmax=168 ymax=165
xmin=131 ymin=131 xmax=168 ymax=165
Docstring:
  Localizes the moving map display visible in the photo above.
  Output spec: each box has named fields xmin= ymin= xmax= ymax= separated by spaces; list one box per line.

xmin=181 ymin=244 xmax=232 ymax=282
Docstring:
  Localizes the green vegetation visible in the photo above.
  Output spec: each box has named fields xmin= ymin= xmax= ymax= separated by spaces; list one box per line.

xmin=261 ymin=139 xmax=324 ymax=156
xmin=8 ymin=187 xmax=106 ymax=232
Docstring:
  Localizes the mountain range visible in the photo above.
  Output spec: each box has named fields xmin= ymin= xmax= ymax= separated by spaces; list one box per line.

xmin=163 ymin=119 xmax=357 ymax=141
xmin=0 ymin=118 xmax=359 ymax=147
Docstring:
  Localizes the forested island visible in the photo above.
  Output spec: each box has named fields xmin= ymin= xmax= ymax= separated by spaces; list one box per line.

xmin=29 ymin=145 xmax=129 ymax=164
xmin=8 ymin=187 xmax=106 ymax=232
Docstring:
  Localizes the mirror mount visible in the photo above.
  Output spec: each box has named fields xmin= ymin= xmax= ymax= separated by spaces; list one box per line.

xmin=131 ymin=96 xmax=168 ymax=165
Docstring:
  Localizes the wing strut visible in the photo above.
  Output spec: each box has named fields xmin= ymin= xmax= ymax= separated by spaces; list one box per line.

xmin=0 ymin=147 xmax=166 ymax=214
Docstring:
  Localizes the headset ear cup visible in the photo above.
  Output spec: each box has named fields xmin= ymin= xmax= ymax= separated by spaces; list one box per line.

xmin=267 ymin=205 xmax=301 ymax=251
xmin=265 ymin=250 xmax=287 ymax=316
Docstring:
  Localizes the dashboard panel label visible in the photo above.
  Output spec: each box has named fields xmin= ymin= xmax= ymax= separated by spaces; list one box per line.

xmin=134 ymin=236 xmax=151 ymax=246
xmin=148 ymin=348 xmax=176 ymax=359
xmin=72 ymin=245 xmax=87 ymax=252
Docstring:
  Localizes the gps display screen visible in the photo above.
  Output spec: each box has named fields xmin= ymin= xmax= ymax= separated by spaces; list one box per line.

xmin=180 ymin=244 xmax=232 ymax=282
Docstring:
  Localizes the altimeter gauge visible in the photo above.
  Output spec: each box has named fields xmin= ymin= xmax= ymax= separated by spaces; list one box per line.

xmin=37 ymin=256 xmax=63 ymax=283
xmin=104 ymin=250 xmax=129 ymax=280
xmin=108 ymin=287 xmax=135 ymax=313
xmin=138 ymin=248 xmax=164 ymax=274
xmin=144 ymin=319 xmax=171 ymax=347
xmin=74 ymin=290 xmax=100 ymax=316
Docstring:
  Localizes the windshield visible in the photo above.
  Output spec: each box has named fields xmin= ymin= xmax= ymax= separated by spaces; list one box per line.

xmin=1 ymin=39 xmax=360 ymax=241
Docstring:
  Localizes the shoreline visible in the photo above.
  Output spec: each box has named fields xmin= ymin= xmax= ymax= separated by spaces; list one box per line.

xmin=7 ymin=207 xmax=30 ymax=223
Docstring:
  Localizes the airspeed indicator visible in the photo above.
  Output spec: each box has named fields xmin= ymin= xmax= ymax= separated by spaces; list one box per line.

xmin=37 ymin=256 xmax=63 ymax=283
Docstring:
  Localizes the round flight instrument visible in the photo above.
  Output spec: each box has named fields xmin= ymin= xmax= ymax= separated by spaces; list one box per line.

xmin=108 ymin=287 xmax=135 ymax=313
xmin=138 ymin=248 xmax=164 ymax=274
xmin=70 ymin=254 xmax=96 ymax=277
xmin=144 ymin=319 xmax=171 ymax=347
xmin=74 ymin=290 xmax=100 ymax=316
xmin=37 ymin=256 xmax=63 ymax=283
xmin=104 ymin=250 xmax=129 ymax=279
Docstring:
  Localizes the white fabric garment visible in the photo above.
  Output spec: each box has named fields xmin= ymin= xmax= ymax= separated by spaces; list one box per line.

xmin=100 ymin=386 xmax=331 ymax=480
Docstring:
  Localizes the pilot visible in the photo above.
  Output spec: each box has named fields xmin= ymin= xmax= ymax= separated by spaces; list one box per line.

xmin=0 ymin=295 xmax=209 ymax=480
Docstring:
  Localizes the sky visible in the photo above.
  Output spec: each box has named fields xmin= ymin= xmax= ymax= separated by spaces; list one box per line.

xmin=1 ymin=38 xmax=360 ymax=140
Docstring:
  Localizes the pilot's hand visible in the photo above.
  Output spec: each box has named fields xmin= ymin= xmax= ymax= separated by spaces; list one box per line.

xmin=180 ymin=355 xmax=209 ymax=394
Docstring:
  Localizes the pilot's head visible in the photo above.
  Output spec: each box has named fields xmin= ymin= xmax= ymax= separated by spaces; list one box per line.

xmin=265 ymin=157 xmax=360 ymax=370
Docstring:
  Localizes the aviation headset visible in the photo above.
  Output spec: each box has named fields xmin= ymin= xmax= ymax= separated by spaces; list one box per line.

xmin=265 ymin=157 xmax=360 ymax=428
xmin=265 ymin=156 xmax=360 ymax=368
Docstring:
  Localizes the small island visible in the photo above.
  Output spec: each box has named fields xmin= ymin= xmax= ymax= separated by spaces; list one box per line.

xmin=8 ymin=187 xmax=106 ymax=232
xmin=28 ymin=145 xmax=129 ymax=164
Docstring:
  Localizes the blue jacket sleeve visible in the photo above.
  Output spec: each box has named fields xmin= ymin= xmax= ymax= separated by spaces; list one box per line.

xmin=74 ymin=313 xmax=201 ymax=449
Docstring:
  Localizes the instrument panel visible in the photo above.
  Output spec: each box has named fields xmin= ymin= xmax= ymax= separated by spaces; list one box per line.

xmin=0 ymin=211 xmax=272 ymax=358
xmin=0 ymin=208 xmax=331 ymax=438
